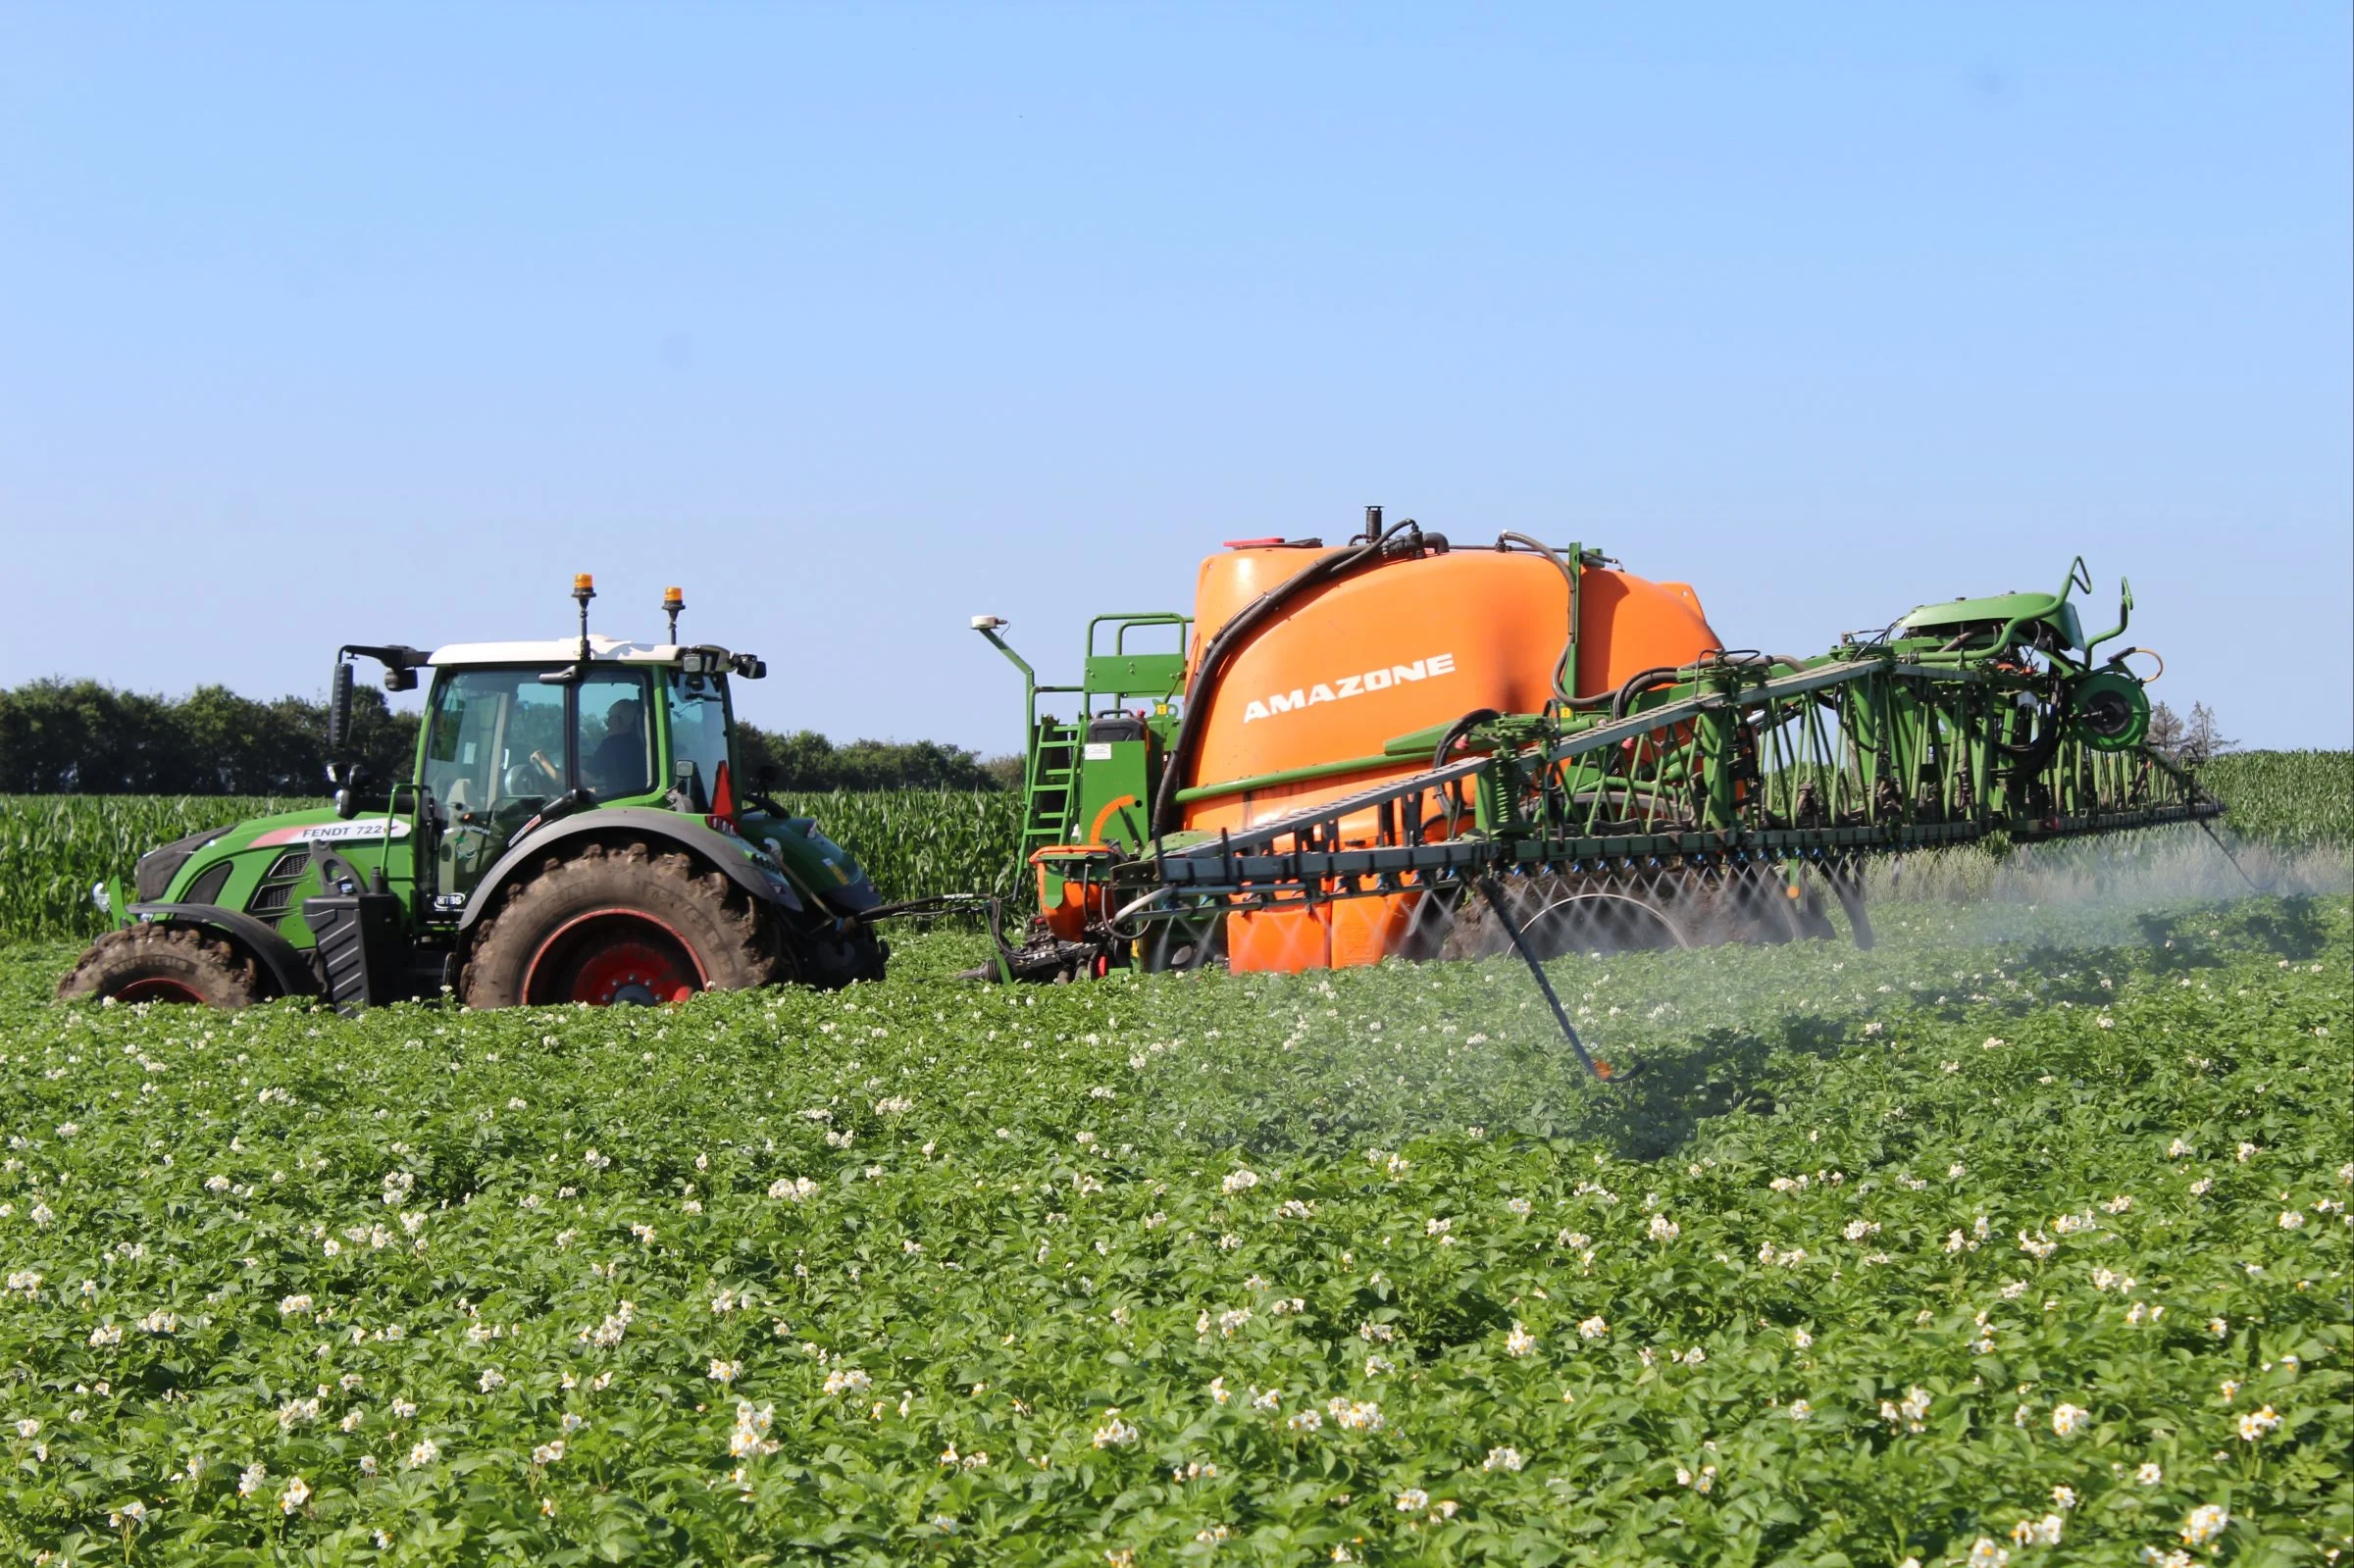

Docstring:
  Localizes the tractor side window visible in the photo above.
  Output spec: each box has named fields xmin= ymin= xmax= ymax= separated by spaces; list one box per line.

xmin=579 ymin=670 xmax=654 ymax=800
xmin=424 ymin=670 xmax=569 ymax=817
xmin=665 ymin=671 xmax=732 ymax=808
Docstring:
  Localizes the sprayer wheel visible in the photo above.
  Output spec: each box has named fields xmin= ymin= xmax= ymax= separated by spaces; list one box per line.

xmin=57 ymin=924 xmax=269 ymax=1008
xmin=459 ymin=842 xmax=776 ymax=1008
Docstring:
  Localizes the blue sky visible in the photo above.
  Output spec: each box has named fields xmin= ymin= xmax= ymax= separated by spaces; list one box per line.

xmin=3 ymin=3 xmax=2346 ymax=752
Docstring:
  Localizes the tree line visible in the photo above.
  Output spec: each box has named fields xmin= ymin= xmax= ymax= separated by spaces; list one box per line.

xmin=0 ymin=677 xmax=2234 ymax=797
xmin=0 ymin=679 xmax=1013 ymax=795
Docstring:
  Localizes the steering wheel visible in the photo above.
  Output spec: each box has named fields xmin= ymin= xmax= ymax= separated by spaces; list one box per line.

xmin=503 ymin=762 xmax=545 ymax=797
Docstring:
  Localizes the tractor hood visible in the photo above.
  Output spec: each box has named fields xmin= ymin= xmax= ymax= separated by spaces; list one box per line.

xmin=141 ymin=803 xmax=414 ymax=940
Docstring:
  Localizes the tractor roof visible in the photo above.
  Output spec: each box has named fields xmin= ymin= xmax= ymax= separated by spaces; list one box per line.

xmin=428 ymin=635 xmax=685 ymax=667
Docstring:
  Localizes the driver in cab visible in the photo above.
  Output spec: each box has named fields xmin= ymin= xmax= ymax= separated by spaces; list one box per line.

xmin=584 ymin=696 xmax=648 ymax=798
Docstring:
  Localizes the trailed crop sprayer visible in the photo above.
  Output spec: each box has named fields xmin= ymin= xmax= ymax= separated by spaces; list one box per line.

xmin=972 ymin=510 xmax=2219 ymax=1008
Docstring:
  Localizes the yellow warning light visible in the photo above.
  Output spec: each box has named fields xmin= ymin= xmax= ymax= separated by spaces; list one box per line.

xmin=574 ymin=573 xmax=595 ymax=594
xmin=663 ymin=586 xmax=684 ymax=607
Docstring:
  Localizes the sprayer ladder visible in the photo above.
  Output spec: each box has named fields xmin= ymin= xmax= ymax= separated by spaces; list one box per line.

xmin=1023 ymin=718 xmax=1083 ymax=855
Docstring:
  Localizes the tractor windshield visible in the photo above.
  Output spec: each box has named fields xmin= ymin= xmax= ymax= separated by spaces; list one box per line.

xmin=424 ymin=666 xmax=659 ymax=816
xmin=665 ymin=669 xmax=733 ymax=809
xmin=424 ymin=669 xmax=570 ymax=818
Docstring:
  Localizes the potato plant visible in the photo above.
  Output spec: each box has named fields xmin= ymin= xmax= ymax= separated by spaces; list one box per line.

xmin=0 ymin=893 xmax=2344 ymax=1565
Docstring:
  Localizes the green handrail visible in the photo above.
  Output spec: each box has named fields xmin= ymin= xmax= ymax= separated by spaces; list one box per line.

xmin=1172 ymin=751 xmax=1402 ymax=805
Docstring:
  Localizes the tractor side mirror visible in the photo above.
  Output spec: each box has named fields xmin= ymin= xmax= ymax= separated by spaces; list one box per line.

xmin=327 ymin=660 xmax=355 ymax=760
xmin=671 ymin=758 xmax=708 ymax=814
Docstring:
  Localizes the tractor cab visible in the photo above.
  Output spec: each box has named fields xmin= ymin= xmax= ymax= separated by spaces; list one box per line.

xmin=409 ymin=635 xmax=756 ymax=912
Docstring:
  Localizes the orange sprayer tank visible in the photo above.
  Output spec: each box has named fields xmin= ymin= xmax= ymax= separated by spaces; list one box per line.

xmin=1179 ymin=544 xmax=1721 ymax=972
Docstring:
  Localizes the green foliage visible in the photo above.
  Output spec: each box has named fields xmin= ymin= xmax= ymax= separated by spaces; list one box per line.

xmin=0 ymin=894 xmax=2344 ymax=1563
xmin=0 ymin=796 xmax=326 ymax=943
xmin=2198 ymin=752 xmax=2354 ymax=849
xmin=0 ymin=680 xmax=416 ymax=795
xmin=760 ymin=789 xmax=1026 ymax=904
xmin=737 ymin=728 xmax=1007 ymax=793
xmin=0 ymin=791 xmax=1025 ymax=943
xmin=0 ymin=677 xmax=1010 ymax=796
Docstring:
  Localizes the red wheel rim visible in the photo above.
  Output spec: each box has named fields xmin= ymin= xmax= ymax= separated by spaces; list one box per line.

xmin=522 ymin=910 xmax=706 ymax=1007
xmin=114 ymin=978 xmax=205 ymax=1004
xmin=566 ymin=938 xmax=697 ymax=1005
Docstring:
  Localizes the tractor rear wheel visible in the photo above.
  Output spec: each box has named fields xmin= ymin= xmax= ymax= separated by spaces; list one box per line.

xmin=57 ymin=925 xmax=268 ymax=1008
xmin=459 ymin=842 xmax=776 ymax=1009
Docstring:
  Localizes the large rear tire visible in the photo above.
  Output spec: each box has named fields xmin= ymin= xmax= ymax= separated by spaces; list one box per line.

xmin=459 ymin=842 xmax=776 ymax=1009
xmin=57 ymin=925 xmax=269 ymax=1008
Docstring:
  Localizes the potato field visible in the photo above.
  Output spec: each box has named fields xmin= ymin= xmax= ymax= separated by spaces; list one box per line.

xmin=0 ymin=762 xmax=2345 ymax=1564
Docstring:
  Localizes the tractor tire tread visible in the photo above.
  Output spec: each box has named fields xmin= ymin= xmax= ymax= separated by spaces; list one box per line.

xmin=458 ymin=840 xmax=776 ymax=1009
xmin=57 ymin=924 xmax=270 ymax=1008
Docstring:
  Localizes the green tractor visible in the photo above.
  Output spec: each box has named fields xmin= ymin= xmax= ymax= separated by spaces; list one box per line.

xmin=59 ymin=577 xmax=888 ymax=1011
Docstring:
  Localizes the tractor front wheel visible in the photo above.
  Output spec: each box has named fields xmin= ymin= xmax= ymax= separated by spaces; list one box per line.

xmin=459 ymin=842 xmax=776 ymax=1009
xmin=57 ymin=925 xmax=269 ymax=1008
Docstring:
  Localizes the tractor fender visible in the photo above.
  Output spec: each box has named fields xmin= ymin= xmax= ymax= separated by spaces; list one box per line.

xmin=455 ymin=809 xmax=806 ymax=935
xmin=126 ymin=903 xmax=326 ymax=1000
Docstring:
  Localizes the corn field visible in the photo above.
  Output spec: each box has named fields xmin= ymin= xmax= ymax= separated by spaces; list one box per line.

xmin=0 ymin=753 xmax=2342 ymax=944
xmin=0 ymin=795 xmax=322 ymax=943
xmin=2196 ymin=750 xmax=2354 ymax=848
xmin=0 ymin=790 xmax=1024 ymax=943
xmin=764 ymin=788 xmax=1027 ymax=907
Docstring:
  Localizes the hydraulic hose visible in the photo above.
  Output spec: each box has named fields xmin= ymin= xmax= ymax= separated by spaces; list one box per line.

xmin=1430 ymin=708 xmax=1505 ymax=770
xmin=1609 ymin=666 xmax=1691 ymax=721
xmin=1608 ymin=650 xmax=1796 ymax=723
xmin=1151 ymin=517 xmax=1425 ymax=835
xmin=1494 ymin=532 xmax=1592 ymax=712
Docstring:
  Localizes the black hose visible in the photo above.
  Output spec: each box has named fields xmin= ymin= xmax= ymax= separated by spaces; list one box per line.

xmin=1610 ymin=666 xmax=1691 ymax=721
xmin=1430 ymin=708 xmax=1504 ymax=769
xmin=1493 ymin=532 xmax=1589 ymax=712
xmin=1998 ymin=700 xmax=2067 ymax=771
xmin=1151 ymin=518 xmax=1425 ymax=835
